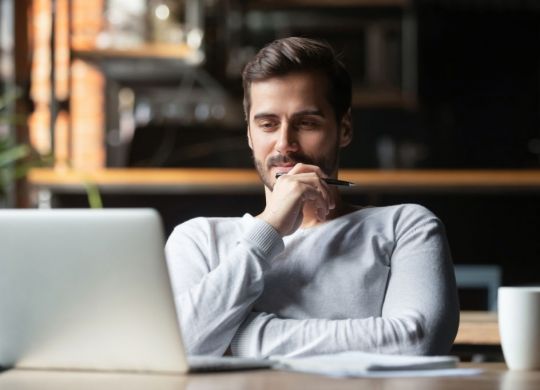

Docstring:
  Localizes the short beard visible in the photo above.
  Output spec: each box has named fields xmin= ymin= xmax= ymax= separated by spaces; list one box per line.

xmin=252 ymin=148 xmax=340 ymax=191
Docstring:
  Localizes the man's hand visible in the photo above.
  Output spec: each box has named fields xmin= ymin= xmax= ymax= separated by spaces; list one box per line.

xmin=257 ymin=163 xmax=335 ymax=236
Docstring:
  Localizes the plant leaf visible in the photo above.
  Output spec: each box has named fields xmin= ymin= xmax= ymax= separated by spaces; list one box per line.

xmin=83 ymin=181 xmax=103 ymax=209
xmin=0 ymin=87 xmax=22 ymax=111
xmin=0 ymin=144 xmax=30 ymax=167
xmin=0 ymin=114 xmax=27 ymax=126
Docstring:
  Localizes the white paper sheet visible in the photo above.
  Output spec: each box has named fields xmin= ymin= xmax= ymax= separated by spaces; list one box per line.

xmin=272 ymin=351 xmax=483 ymax=378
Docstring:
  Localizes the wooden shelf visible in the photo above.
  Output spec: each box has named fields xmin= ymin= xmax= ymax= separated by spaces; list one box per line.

xmin=28 ymin=168 xmax=262 ymax=194
xmin=340 ymin=169 xmax=540 ymax=192
xmin=72 ymin=43 xmax=195 ymax=61
xmin=247 ymin=0 xmax=410 ymax=9
xmin=28 ymin=168 xmax=540 ymax=194
xmin=352 ymin=89 xmax=416 ymax=109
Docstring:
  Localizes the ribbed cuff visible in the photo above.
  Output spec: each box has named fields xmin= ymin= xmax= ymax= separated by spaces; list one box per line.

xmin=230 ymin=312 xmax=258 ymax=357
xmin=242 ymin=215 xmax=284 ymax=263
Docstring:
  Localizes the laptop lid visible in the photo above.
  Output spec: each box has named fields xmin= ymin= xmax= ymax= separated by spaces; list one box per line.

xmin=0 ymin=209 xmax=189 ymax=373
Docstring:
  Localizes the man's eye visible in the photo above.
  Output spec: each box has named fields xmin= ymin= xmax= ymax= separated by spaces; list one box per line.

xmin=299 ymin=120 xmax=319 ymax=129
xmin=259 ymin=121 xmax=277 ymax=130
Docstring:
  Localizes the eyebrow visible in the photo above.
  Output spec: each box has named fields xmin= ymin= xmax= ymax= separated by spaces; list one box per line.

xmin=293 ymin=109 xmax=325 ymax=118
xmin=253 ymin=109 xmax=325 ymax=121
xmin=253 ymin=112 xmax=278 ymax=121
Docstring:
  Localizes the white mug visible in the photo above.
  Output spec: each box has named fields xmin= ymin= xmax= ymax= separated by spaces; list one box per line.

xmin=498 ymin=287 xmax=540 ymax=370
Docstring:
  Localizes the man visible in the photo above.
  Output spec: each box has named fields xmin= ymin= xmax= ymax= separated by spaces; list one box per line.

xmin=165 ymin=37 xmax=459 ymax=358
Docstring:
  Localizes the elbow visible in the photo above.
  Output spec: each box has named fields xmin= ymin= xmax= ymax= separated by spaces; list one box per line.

xmin=397 ymin=315 xmax=430 ymax=355
xmin=177 ymin=308 xmax=231 ymax=356
xmin=182 ymin=327 xmax=229 ymax=356
xmin=430 ymin=305 xmax=460 ymax=355
xmin=407 ymin=311 xmax=459 ymax=356
xmin=382 ymin=312 xmax=454 ymax=356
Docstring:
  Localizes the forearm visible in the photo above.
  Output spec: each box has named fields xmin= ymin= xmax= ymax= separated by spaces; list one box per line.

xmin=175 ymin=254 xmax=265 ymax=356
xmin=166 ymin=217 xmax=284 ymax=356
xmin=231 ymin=311 xmax=427 ymax=358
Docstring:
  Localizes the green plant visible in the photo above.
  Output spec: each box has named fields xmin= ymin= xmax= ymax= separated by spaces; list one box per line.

xmin=0 ymin=133 xmax=55 ymax=201
xmin=0 ymin=136 xmax=29 ymax=199
xmin=1 ymin=88 xmax=27 ymax=201
xmin=1 ymin=87 xmax=102 ymax=208
xmin=0 ymin=88 xmax=53 ymax=204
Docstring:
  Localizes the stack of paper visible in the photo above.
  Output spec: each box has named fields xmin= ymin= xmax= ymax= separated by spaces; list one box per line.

xmin=273 ymin=351 xmax=479 ymax=378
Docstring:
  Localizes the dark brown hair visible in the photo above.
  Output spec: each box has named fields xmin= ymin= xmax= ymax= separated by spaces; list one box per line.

xmin=242 ymin=37 xmax=352 ymax=123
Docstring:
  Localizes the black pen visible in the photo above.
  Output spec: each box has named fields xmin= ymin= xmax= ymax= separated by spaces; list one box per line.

xmin=275 ymin=173 xmax=355 ymax=187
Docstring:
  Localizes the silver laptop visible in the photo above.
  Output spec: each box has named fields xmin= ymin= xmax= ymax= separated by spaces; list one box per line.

xmin=0 ymin=209 xmax=271 ymax=373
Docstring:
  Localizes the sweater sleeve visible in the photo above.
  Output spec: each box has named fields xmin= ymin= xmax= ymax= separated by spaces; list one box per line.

xmin=165 ymin=217 xmax=284 ymax=356
xmin=230 ymin=206 xmax=459 ymax=358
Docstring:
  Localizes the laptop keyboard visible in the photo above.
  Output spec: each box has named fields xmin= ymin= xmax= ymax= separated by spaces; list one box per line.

xmin=188 ymin=356 xmax=273 ymax=372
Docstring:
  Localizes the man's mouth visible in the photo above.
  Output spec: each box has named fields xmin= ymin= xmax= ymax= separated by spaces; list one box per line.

xmin=268 ymin=155 xmax=297 ymax=173
xmin=272 ymin=164 xmax=294 ymax=175
xmin=267 ymin=153 xmax=318 ymax=176
xmin=273 ymin=162 xmax=295 ymax=168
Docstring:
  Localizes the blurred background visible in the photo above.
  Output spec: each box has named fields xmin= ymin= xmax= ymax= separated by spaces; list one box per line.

xmin=1 ymin=0 xmax=540 ymax=317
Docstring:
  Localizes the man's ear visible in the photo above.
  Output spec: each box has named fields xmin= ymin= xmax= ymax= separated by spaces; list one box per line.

xmin=339 ymin=108 xmax=353 ymax=148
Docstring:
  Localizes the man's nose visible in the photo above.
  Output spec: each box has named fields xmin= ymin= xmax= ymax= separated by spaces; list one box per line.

xmin=275 ymin=123 xmax=299 ymax=154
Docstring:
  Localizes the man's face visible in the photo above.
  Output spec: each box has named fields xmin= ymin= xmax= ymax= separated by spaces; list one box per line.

xmin=247 ymin=71 xmax=351 ymax=190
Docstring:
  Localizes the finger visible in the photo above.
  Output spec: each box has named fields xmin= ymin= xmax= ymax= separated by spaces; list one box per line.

xmin=317 ymin=207 xmax=329 ymax=221
xmin=304 ymin=199 xmax=327 ymax=222
xmin=280 ymin=164 xmax=330 ymax=193
xmin=301 ymin=187 xmax=330 ymax=216
xmin=305 ymin=175 xmax=332 ymax=207
xmin=277 ymin=174 xmax=332 ymax=213
xmin=287 ymin=165 xmax=332 ymax=199
xmin=291 ymin=175 xmax=332 ymax=210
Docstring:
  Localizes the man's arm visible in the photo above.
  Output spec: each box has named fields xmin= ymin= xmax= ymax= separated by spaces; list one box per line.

xmin=166 ymin=164 xmax=332 ymax=356
xmin=231 ymin=208 xmax=459 ymax=358
xmin=165 ymin=216 xmax=283 ymax=356
xmin=231 ymin=311 xmax=429 ymax=358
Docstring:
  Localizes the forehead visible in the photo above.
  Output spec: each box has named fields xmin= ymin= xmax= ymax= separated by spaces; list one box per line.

xmin=249 ymin=71 xmax=332 ymax=117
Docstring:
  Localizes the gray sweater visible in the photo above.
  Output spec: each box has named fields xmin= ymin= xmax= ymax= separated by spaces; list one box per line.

xmin=165 ymin=204 xmax=459 ymax=358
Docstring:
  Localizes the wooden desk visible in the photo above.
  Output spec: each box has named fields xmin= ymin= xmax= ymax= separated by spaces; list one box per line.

xmin=1 ymin=364 xmax=539 ymax=389
xmin=456 ymin=311 xmax=500 ymax=345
